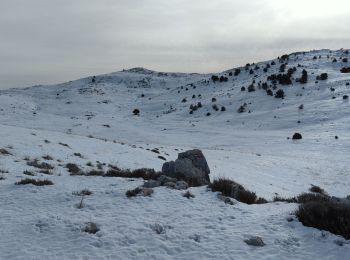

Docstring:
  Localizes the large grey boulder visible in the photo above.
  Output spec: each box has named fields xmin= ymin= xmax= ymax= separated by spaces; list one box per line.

xmin=162 ymin=149 xmax=210 ymax=186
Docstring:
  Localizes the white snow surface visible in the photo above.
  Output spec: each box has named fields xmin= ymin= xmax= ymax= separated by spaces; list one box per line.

xmin=0 ymin=49 xmax=350 ymax=259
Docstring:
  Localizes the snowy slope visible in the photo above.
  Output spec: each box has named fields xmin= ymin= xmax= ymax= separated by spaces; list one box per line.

xmin=0 ymin=49 xmax=350 ymax=259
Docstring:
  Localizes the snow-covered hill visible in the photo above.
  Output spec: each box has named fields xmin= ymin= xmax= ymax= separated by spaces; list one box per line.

xmin=1 ymin=49 xmax=350 ymax=259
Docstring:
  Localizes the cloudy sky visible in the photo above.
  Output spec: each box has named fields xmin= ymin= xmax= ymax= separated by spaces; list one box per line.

xmin=1 ymin=0 xmax=350 ymax=89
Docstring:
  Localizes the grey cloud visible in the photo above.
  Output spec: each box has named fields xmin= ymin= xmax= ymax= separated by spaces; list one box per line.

xmin=0 ymin=0 xmax=349 ymax=88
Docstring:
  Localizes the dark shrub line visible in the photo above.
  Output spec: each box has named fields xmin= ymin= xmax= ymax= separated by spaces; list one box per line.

xmin=296 ymin=200 xmax=350 ymax=240
xmin=15 ymin=178 xmax=53 ymax=186
xmin=209 ymin=178 xmax=267 ymax=205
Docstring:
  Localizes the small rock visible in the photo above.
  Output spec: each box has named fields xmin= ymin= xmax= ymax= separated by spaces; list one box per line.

xmin=141 ymin=188 xmax=154 ymax=196
xmin=164 ymin=182 xmax=176 ymax=188
xmin=174 ymin=181 xmax=188 ymax=190
xmin=244 ymin=236 xmax=265 ymax=247
xmin=157 ymin=175 xmax=177 ymax=185
xmin=143 ymin=180 xmax=161 ymax=188
xmin=217 ymin=194 xmax=234 ymax=205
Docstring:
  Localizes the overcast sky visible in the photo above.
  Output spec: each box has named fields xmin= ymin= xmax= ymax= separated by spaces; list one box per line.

xmin=1 ymin=0 xmax=350 ymax=89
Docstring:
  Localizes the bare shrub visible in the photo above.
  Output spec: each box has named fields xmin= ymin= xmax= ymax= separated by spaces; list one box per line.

xmin=0 ymin=148 xmax=11 ymax=155
xmin=27 ymin=159 xmax=54 ymax=170
xmin=66 ymin=163 xmax=81 ymax=174
xmin=209 ymin=178 xmax=263 ymax=205
xmin=296 ymin=201 xmax=350 ymax=240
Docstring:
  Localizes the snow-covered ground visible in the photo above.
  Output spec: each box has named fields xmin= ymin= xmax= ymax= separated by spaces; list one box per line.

xmin=0 ymin=49 xmax=349 ymax=259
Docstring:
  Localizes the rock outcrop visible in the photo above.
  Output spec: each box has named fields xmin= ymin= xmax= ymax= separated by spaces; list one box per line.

xmin=162 ymin=149 xmax=210 ymax=186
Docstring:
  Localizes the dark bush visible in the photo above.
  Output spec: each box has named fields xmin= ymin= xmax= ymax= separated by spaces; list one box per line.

xmin=268 ymin=74 xmax=292 ymax=85
xmin=181 ymin=98 xmax=187 ymax=103
xmin=266 ymin=89 xmax=273 ymax=96
xmin=342 ymin=58 xmax=348 ymax=63
xmin=296 ymin=201 xmax=350 ymax=240
xmin=16 ymin=178 xmax=53 ymax=186
xmin=241 ymin=86 xmax=246 ymax=91
xmin=219 ymin=76 xmax=228 ymax=82
xmin=340 ymin=67 xmax=350 ymax=73
xmin=279 ymin=64 xmax=286 ymax=73
xmin=343 ymin=95 xmax=349 ymax=100
xmin=237 ymin=105 xmax=246 ymax=113
xmin=247 ymin=85 xmax=255 ymax=92
xmin=212 ymin=104 xmax=219 ymax=111
xmin=206 ymin=112 xmax=211 ymax=116
xmin=105 ymin=168 xmax=160 ymax=180
xmin=234 ymin=68 xmax=241 ymax=76
xmin=133 ymin=109 xmax=140 ymax=115
xmin=275 ymin=89 xmax=285 ymax=99
xmin=261 ymin=82 xmax=268 ymax=90
xmin=211 ymin=75 xmax=219 ymax=82
xmin=221 ymin=106 xmax=226 ymax=112
xmin=292 ymin=133 xmax=302 ymax=140
xmin=280 ymin=54 xmax=289 ymax=61
xmin=299 ymin=69 xmax=308 ymax=84
xmin=316 ymin=73 xmax=328 ymax=81
xmin=212 ymin=97 xmax=216 ymax=102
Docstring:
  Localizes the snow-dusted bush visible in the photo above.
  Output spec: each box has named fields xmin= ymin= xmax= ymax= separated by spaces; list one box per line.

xmin=27 ymin=159 xmax=54 ymax=170
xmin=209 ymin=178 xmax=266 ymax=205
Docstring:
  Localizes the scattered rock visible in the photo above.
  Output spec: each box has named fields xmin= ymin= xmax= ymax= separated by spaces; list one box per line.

xmin=217 ymin=194 xmax=235 ymax=205
xmin=244 ymin=236 xmax=266 ymax=247
xmin=143 ymin=180 xmax=161 ymax=188
xmin=174 ymin=181 xmax=189 ymax=190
